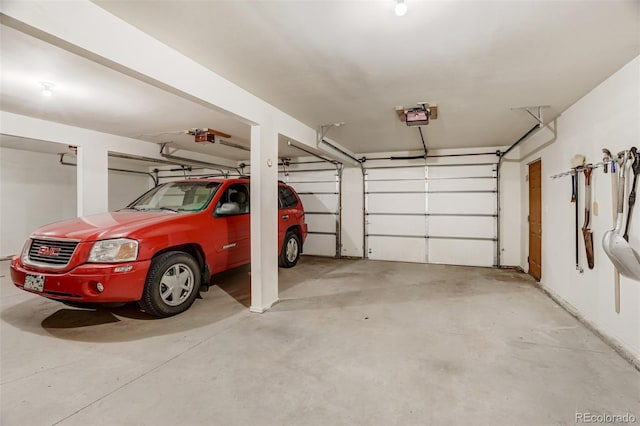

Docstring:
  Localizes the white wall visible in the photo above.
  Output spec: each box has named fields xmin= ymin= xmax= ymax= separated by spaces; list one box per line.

xmin=0 ymin=147 xmax=76 ymax=257
xmin=520 ymin=56 xmax=640 ymax=362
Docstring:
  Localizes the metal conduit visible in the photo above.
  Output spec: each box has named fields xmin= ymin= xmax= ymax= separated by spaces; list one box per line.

xmin=363 ymin=162 xmax=498 ymax=170
xmin=363 ymin=151 xmax=498 ymax=161
xmin=108 ymin=152 xmax=195 ymax=169
xmin=160 ymin=152 xmax=239 ymax=173
xmin=287 ymin=141 xmax=341 ymax=165
xmin=320 ymin=139 xmax=363 ymax=164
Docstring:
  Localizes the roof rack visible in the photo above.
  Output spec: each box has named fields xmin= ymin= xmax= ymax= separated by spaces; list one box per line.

xmin=186 ymin=173 xmax=229 ymax=179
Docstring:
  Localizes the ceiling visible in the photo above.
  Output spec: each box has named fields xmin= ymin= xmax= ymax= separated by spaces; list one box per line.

xmin=1 ymin=1 xmax=639 ymax=160
xmin=0 ymin=24 xmax=258 ymax=161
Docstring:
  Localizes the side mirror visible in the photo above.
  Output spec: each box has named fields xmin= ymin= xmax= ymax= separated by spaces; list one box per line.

xmin=216 ymin=202 xmax=240 ymax=216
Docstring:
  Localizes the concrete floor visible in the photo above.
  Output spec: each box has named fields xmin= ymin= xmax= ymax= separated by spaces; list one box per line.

xmin=1 ymin=256 xmax=638 ymax=426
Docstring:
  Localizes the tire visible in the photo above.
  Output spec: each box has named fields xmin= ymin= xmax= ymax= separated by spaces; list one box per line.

xmin=279 ymin=231 xmax=301 ymax=268
xmin=138 ymin=251 xmax=201 ymax=317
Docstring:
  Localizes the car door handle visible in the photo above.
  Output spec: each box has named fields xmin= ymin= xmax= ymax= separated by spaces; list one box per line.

xmin=282 ymin=215 xmax=289 ymax=220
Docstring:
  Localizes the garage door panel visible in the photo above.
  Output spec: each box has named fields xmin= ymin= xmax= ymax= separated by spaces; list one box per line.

xmin=367 ymin=236 xmax=426 ymax=263
xmin=281 ymin=169 xmax=339 ymax=258
xmin=428 ymin=164 xmax=495 ymax=179
xmin=306 ymin=214 xmax=338 ymax=234
xmin=367 ymin=193 xmax=426 ymax=214
xmin=364 ymin=163 xmax=498 ymax=268
xmin=367 ymin=179 xmax=424 ymax=192
xmin=285 ymin=181 xmax=336 ymax=193
xmin=429 ymin=216 xmax=495 ymax=239
xmin=298 ymin=193 xmax=339 ymax=213
xmin=429 ymin=193 xmax=496 ymax=215
xmin=428 ymin=239 xmax=494 ymax=267
xmin=428 ymin=178 xmax=496 ymax=192
xmin=366 ymin=167 xmax=425 ymax=181
xmin=302 ymin=234 xmax=336 ymax=257
xmin=367 ymin=215 xmax=426 ymax=236
xmin=281 ymin=170 xmax=337 ymax=182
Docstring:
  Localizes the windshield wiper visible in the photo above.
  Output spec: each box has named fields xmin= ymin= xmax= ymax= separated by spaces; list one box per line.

xmin=157 ymin=207 xmax=180 ymax=213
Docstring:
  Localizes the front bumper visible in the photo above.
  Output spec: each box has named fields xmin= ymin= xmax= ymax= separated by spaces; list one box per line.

xmin=10 ymin=257 xmax=151 ymax=302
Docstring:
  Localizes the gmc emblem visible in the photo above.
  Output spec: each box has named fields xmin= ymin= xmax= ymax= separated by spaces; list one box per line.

xmin=38 ymin=246 xmax=61 ymax=257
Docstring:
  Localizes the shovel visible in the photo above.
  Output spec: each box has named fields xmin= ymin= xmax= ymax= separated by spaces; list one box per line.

xmin=602 ymin=151 xmax=640 ymax=281
xmin=582 ymin=166 xmax=594 ymax=269
xmin=571 ymin=171 xmax=582 ymax=272
xmin=603 ymin=148 xmax=621 ymax=313
xmin=571 ymin=155 xmax=585 ymax=272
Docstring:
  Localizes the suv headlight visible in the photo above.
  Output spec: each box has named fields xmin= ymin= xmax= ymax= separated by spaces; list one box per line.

xmin=88 ymin=238 xmax=139 ymax=263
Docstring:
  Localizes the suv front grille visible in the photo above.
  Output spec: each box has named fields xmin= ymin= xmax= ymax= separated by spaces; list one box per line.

xmin=28 ymin=238 xmax=79 ymax=267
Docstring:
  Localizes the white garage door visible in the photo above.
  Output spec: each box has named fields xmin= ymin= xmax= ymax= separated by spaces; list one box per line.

xmin=279 ymin=168 xmax=341 ymax=257
xmin=365 ymin=162 xmax=498 ymax=267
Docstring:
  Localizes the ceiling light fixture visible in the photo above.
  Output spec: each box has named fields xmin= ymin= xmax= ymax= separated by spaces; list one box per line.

xmin=40 ymin=82 xmax=55 ymax=97
xmin=394 ymin=0 xmax=407 ymax=16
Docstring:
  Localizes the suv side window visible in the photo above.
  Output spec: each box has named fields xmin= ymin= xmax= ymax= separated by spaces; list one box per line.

xmin=279 ymin=186 xmax=299 ymax=209
xmin=215 ymin=183 xmax=250 ymax=216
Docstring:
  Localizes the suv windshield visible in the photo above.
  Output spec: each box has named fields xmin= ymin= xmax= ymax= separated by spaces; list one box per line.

xmin=126 ymin=181 xmax=221 ymax=212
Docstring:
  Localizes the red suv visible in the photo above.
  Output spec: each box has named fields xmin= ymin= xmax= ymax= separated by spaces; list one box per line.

xmin=10 ymin=178 xmax=307 ymax=317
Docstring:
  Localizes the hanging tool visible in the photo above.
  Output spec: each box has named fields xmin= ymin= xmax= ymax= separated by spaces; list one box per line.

xmin=602 ymin=151 xmax=640 ymax=281
xmin=602 ymin=149 xmax=611 ymax=173
xmin=623 ymin=147 xmax=639 ymax=241
xmin=592 ymin=170 xmax=599 ymax=217
xmin=571 ymin=171 xmax=581 ymax=271
xmin=582 ymin=166 xmax=594 ymax=269
xmin=603 ymin=148 xmax=621 ymax=313
xmin=571 ymin=155 xmax=586 ymax=272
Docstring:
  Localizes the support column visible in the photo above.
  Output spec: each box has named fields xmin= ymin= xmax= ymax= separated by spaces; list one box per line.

xmin=250 ymin=124 xmax=279 ymax=313
xmin=76 ymin=144 xmax=108 ymax=216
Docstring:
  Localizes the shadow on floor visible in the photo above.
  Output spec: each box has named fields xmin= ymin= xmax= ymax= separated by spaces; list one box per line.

xmin=212 ymin=256 xmax=336 ymax=307
xmin=1 ymin=257 xmax=531 ymax=342
xmin=1 ymin=285 xmax=247 ymax=343
xmin=0 ymin=257 xmax=330 ymax=342
xmin=214 ymin=264 xmax=251 ymax=307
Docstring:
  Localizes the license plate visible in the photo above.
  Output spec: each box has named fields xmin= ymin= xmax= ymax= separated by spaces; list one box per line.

xmin=24 ymin=274 xmax=45 ymax=292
